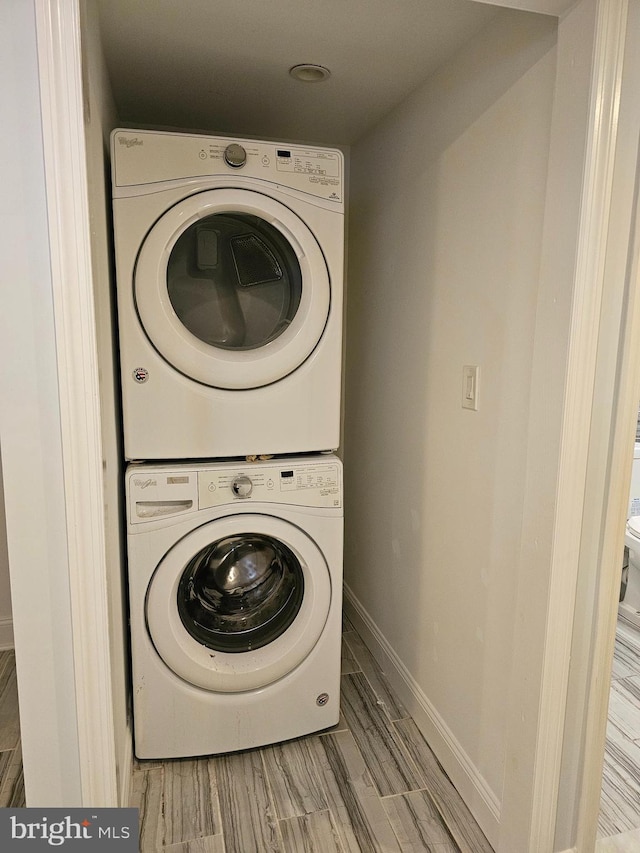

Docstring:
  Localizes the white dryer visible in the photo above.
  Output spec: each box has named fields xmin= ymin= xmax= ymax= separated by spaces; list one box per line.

xmin=111 ymin=129 xmax=344 ymax=460
xmin=126 ymin=455 xmax=343 ymax=758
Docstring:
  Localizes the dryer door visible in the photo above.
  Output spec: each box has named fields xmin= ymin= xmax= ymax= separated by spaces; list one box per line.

xmin=135 ymin=189 xmax=331 ymax=389
xmin=146 ymin=514 xmax=331 ymax=692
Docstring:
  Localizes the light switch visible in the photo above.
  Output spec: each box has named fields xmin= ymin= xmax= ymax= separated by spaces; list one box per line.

xmin=462 ymin=365 xmax=479 ymax=411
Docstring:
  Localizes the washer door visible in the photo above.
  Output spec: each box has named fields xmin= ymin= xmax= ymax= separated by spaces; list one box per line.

xmin=146 ymin=514 xmax=331 ymax=692
xmin=135 ymin=189 xmax=331 ymax=389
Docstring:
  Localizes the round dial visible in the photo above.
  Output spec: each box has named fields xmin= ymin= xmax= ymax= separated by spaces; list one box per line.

xmin=224 ymin=143 xmax=247 ymax=168
xmin=231 ymin=475 xmax=253 ymax=498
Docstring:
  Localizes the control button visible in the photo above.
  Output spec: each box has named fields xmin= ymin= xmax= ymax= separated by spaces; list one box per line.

xmin=231 ymin=475 xmax=253 ymax=498
xmin=199 ymin=149 xmax=207 ymax=160
xmin=208 ymin=482 xmax=216 ymax=492
xmin=224 ymin=143 xmax=247 ymax=168
xmin=261 ymin=155 xmax=270 ymax=166
xmin=266 ymin=478 xmax=274 ymax=489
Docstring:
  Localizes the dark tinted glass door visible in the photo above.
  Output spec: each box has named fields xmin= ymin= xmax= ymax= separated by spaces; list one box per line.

xmin=177 ymin=533 xmax=304 ymax=653
xmin=167 ymin=214 xmax=302 ymax=351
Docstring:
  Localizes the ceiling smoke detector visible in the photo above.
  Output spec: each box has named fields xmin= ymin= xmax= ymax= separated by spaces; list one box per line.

xmin=289 ymin=64 xmax=331 ymax=83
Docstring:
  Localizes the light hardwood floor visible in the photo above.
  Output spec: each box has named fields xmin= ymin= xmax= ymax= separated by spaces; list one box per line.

xmin=599 ymin=618 xmax=640 ymax=838
xmin=130 ymin=615 xmax=494 ymax=852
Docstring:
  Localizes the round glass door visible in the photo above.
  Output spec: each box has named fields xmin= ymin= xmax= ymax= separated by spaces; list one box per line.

xmin=146 ymin=514 xmax=331 ymax=692
xmin=135 ymin=189 xmax=331 ymax=389
xmin=177 ymin=533 xmax=304 ymax=653
xmin=167 ymin=214 xmax=302 ymax=352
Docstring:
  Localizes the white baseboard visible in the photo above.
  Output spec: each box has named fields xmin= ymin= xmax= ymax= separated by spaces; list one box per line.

xmin=596 ymin=826 xmax=640 ymax=852
xmin=118 ymin=715 xmax=134 ymax=808
xmin=343 ymin=583 xmax=500 ymax=849
xmin=0 ymin=617 xmax=14 ymax=650
xmin=618 ymin=602 xmax=640 ymax=631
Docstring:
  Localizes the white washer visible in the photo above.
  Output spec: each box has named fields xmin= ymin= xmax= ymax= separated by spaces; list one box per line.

xmin=126 ymin=455 xmax=343 ymax=758
xmin=111 ymin=129 xmax=344 ymax=460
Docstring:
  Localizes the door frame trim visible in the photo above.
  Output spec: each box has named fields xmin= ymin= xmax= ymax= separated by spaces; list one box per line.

xmin=573 ymin=0 xmax=640 ymax=845
xmin=527 ymin=0 xmax=629 ymax=847
xmin=34 ymin=0 xmax=117 ymax=805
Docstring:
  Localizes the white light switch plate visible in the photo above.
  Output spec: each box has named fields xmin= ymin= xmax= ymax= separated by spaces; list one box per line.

xmin=462 ymin=365 xmax=479 ymax=411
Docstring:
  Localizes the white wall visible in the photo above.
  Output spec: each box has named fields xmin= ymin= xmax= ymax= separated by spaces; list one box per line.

xmin=80 ymin=0 xmax=129 ymax=802
xmin=0 ymin=0 xmax=82 ymax=805
xmin=344 ymin=8 xmax=557 ymax=841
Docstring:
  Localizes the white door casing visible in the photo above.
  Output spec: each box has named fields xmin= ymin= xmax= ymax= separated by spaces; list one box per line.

xmin=33 ymin=0 xmax=118 ymax=806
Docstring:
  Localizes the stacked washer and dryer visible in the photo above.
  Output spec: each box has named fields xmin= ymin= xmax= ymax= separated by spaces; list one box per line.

xmin=111 ymin=129 xmax=345 ymax=758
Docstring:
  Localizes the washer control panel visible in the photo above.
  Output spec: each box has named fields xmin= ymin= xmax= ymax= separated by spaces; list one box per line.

xmin=199 ymin=459 xmax=342 ymax=509
xmin=127 ymin=456 xmax=342 ymax=524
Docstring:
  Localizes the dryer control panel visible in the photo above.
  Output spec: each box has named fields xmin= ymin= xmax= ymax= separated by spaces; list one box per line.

xmin=112 ymin=129 xmax=344 ymax=206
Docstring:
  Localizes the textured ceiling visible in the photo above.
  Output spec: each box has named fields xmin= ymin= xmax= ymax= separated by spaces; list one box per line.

xmin=96 ymin=0 xmax=499 ymax=146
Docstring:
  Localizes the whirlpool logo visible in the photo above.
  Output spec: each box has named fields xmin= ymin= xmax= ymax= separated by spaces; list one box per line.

xmin=118 ymin=136 xmax=143 ymax=148
xmin=133 ymin=478 xmax=156 ymax=489
xmin=1 ymin=809 xmax=138 ymax=850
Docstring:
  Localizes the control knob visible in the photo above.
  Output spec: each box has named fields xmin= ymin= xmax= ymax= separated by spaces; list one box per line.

xmin=224 ymin=143 xmax=247 ymax=168
xmin=231 ymin=475 xmax=253 ymax=498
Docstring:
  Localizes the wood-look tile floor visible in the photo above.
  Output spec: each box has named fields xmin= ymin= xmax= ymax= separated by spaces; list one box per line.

xmin=599 ymin=618 xmax=640 ymax=838
xmin=0 ymin=649 xmax=25 ymax=808
xmin=130 ymin=615 xmax=494 ymax=852
xmin=7 ymin=614 xmax=640 ymax=848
